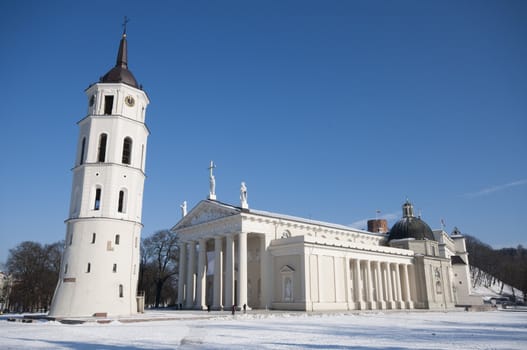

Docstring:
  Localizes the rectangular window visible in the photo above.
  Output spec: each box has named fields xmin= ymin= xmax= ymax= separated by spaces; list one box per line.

xmin=91 ymin=233 xmax=96 ymax=244
xmin=113 ymin=263 xmax=117 ymax=273
xmin=119 ymin=284 xmax=124 ymax=298
xmin=94 ymin=188 xmax=101 ymax=210
xmin=68 ymin=232 xmax=73 ymax=245
xmin=64 ymin=264 xmax=68 ymax=274
xmin=87 ymin=263 xmax=91 ymax=273
xmin=115 ymin=234 xmax=120 ymax=245
xmin=104 ymin=95 xmax=114 ymax=115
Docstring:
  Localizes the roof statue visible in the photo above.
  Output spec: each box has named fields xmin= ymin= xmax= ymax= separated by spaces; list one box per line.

xmin=208 ymin=161 xmax=216 ymax=200
xmin=180 ymin=200 xmax=187 ymax=217
xmin=240 ymin=181 xmax=248 ymax=209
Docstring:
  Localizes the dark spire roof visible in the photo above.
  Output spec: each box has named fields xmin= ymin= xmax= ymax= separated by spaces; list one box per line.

xmin=388 ymin=200 xmax=435 ymax=241
xmin=100 ymin=33 xmax=139 ymax=88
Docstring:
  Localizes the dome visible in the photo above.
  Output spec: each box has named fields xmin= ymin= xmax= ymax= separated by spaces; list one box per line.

xmin=101 ymin=66 xmax=138 ymax=88
xmin=388 ymin=200 xmax=435 ymax=241
xmin=100 ymin=33 xmax=139 ymax=88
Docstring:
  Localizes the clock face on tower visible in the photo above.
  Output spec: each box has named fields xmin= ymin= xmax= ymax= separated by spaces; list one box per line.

xmin=125 ymin=95 xmax=135 ymax=107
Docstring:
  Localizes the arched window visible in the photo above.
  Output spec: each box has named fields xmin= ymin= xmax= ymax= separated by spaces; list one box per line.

xmin=79 ymin=137 xmax=86 ymax=165
xmin=118 ymin=190 xmax=126 ymax=213
xmin=97 ymin=134 xmax=107 ymax=162
xmin=122 ymin=137 xmax=132 ymax=164
xmin=94 ymin=188 xmax=102 ymax=210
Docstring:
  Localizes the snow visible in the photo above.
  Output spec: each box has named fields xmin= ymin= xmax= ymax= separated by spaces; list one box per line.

xmin=470 ymin=267 xmax=525 ymax=303
xmin=1 ymin=310 xmax=526 ymax=349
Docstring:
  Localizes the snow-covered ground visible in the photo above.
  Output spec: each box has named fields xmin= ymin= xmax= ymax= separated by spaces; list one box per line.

xmin=1 ymin=310 xmax=526 ymax=349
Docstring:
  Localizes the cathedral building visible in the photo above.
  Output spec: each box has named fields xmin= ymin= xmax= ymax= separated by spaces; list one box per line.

xmin=49 ymin=28 xmax=149 ymax=318
xmin=48 ymin=25 xmax=481 ymax=317
xmin=172 ymin=182 xmax=482 ymax=311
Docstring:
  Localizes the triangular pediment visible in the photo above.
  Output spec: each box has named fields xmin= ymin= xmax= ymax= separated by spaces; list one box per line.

xmin=280 ymin=265 xmax=295 ymax=273
xmin=171 ymin=200 xmax=241 ymax=231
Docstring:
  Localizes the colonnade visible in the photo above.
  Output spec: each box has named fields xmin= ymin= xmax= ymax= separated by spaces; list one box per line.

xmin=350 ymin=259 xmax=414 ymax=310
xmin=177 ymin=232 xmax=249 ymax=310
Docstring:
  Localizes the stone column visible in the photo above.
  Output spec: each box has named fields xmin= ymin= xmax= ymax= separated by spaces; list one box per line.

xmin=385 ymin=263 xmax=394 ymax=309
xmin=185 ymin=241 xmax=196 ymax=308
xmin=260 ymin=235 xmax=270 ymax=309
xmin=196 ymin=238 xmax=207 ymax=310
xmin=366 ymin=260 xmax=375 ymax=309
xmin=177 ymin=242 xmax=187 ymax=306
xmin=376 ymin=261 xmax=385 ymax=309
xmin=213 ymin=236 xmax=223 ymax=310
xmin=395 ymin=263 xmax=403 ymax=309
xmin=345 ymin=258 xmax=352 ymax=310
xmin=238 ymin=232 xmax=249 ymax=309
xmin=353 ymin=259 xmax=364 ymax=309
xmin=403 ymin=264 xmax=413 ymax=309
xmin=224 ymin=234 xmax=234 ymax=309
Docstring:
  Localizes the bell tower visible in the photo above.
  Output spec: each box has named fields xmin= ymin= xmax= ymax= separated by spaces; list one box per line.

xmin=49 ymin=26 xmax=150 ymax=317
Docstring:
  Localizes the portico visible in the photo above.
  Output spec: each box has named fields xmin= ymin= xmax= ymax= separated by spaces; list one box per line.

xmin=176 ymin=231 xmax=256 ymax=310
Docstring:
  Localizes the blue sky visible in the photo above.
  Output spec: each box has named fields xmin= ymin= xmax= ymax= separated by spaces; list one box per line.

xmin=1 ymin=0 xmax=526 ymax=264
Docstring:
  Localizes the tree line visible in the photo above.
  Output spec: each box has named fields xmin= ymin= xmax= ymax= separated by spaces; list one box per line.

xmin=465 ymin=234 xmax=527 ymax=301
xmin=2 ymin=230 xmax=180 ymax=313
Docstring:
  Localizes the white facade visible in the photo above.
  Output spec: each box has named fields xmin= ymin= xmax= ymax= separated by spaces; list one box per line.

xmin=172 ymin=199 xmax=481 ymax=311
xmin=49 ymin=33 xmax=149 ymax=318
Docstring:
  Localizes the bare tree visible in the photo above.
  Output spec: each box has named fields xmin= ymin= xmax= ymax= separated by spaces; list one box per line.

xmin=140 ymin=230 xmax=179 ymax=308
xmin=6 ymin=241 xmax=63 ymax=312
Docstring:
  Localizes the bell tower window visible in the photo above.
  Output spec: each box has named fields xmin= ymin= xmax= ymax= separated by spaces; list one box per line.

xmin=79 ymin=137 xmax=86 ymax=165
xmin=122 ymin=137 xmax=132 ymax=164
xmin=94 ymin=188 xmax=102 ymax=210
xmin=118 ymin=190 xmax=126 ymax=213
xmin=104 ymin=95 xmax=114 ymax=115
xmin=97 ymin=134 xmax=107 ymax=162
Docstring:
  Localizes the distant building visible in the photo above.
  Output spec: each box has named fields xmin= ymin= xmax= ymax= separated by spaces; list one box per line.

xmin=49 ymin=28 xmax=149 ymax=318
xmin=172 ymin=195 xmax=482 ymax=311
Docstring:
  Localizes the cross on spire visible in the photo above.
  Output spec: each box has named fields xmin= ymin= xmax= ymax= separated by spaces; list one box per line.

xmin=122 ymin=16 xmax=130 ymax=36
